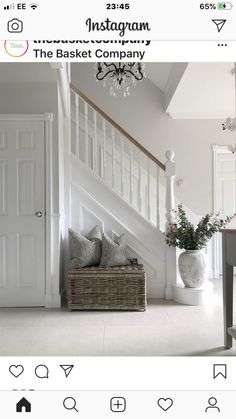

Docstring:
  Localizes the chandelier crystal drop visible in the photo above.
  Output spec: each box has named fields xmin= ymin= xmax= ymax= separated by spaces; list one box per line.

xmin=94 ymin=62 xmax=146 ymax=97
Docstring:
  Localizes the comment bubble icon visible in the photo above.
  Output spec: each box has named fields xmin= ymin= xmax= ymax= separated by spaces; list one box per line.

xmin=35 ymin=364 xmax=49 ymax=379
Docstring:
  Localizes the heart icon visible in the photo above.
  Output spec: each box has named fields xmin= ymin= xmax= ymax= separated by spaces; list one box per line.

xmin=9 ymin=365 xmax=24 ymax=378
xmin=157 ymin=398 xmax=173 ymax=411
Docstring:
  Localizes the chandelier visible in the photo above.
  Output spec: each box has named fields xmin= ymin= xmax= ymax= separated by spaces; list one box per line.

xmin=222 ymin=64 xmax=236 ymax=153
xmin=94 ymin=62 xmax=146 ymax=97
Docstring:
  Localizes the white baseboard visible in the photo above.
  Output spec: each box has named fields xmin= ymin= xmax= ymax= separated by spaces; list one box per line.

xmin=45 ymin=294 xmax=61 ymax=308
xmin=165 ymin=286 xmax=173 ymax=300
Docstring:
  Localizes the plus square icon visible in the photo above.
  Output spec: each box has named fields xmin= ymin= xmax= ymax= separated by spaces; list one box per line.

xmin=110 ymin=397 xmax=126 ymax=412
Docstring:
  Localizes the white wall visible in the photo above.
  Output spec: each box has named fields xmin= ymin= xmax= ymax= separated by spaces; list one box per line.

xmin=0 ymin=82 xmax=59 ymax=214
xmin=72 ymin=63 xmax=235 ymax=216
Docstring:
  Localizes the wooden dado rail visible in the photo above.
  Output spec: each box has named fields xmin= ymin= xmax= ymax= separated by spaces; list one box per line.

xmin=70 ymin=83 xmax=165 ymax=171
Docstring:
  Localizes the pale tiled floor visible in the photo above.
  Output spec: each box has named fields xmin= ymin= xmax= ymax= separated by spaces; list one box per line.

xmin=0 ymin=278 xmax=236 ymax=356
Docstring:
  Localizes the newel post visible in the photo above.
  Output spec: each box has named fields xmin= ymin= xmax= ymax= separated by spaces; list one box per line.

xmin=165 ymin=150 xmax=177 ymax=299
xmin=165 ymin=150 xmax=175 ymax=227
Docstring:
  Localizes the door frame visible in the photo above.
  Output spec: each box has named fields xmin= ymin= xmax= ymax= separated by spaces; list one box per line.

xmin=0 ymin=113 xmax=59 ymax=308
xmin=212 ymin=144 xmax=234 ymax=278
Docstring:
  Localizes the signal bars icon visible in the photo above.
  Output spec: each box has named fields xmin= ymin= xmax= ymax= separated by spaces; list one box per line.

xmin=4 ymin=3 xmax=15 ymax=9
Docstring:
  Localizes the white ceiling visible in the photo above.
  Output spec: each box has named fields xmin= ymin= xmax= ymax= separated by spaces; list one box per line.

xmin=0 ymin=63 xmax=57 ymax=85
xmin=166 ymin=63 xmax=235 ymax=119
xmin=146 ymin=62 xmax=235 ymax=119
xmin=145 ymin=63 xmax=174 ymax=91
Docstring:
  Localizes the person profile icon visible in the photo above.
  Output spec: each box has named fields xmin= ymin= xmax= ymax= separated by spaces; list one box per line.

xmin=205 ymin=397 xmax=220 ymax=413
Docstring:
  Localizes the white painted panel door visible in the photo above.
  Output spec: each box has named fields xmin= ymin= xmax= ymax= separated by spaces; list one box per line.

xmin=0 ymin=120 xmax=45 ymax=306
xmin=216 ymin=152 xmax=236 ymax=275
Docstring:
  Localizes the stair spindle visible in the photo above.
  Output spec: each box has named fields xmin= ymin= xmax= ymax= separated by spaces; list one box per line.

xmin=93 ymin=111 xmax=97 ymax=173
xmin=121 ymin=138 xmax=125 ymax=196
xmin=138 ymin=157 xmax=142 ymax=212
xmin=156 ymin=165 xmax=160 ymax=228
xmin=75 ymin=94 xmax=80 ymax=159
xmin=129 ymin=146 xmax=133 ymax=205
xmin=147 ymin=159 xmax=151 ymax=221
xmin=84 ymin=101 xmax=89 ymax=166
xmin=111 ymin=127 xmax=116 ymax=189
xmin=102 ymin=119 xmax=106 ymax=180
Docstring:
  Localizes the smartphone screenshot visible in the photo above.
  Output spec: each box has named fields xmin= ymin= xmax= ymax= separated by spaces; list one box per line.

xmin=0 ymin=0 xmax=236 ymax=417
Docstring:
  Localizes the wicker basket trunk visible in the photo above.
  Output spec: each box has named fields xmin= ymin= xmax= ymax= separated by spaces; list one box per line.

xmin=67 ymin=264 xmax=146 ymax=311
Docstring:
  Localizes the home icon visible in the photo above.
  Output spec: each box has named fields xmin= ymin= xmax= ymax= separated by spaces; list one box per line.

xmin=16 ymin=397 xmax=31 ymax=413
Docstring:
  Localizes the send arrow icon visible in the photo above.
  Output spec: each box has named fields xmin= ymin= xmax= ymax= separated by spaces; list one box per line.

xmin=212 ymin=19 xmax=227 ymax=33
xmin=60 ymin=365 xmax=74 ymax=378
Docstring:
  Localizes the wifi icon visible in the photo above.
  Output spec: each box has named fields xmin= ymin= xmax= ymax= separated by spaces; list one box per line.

xmin=30 ymin=3 xmax=38 ymax=9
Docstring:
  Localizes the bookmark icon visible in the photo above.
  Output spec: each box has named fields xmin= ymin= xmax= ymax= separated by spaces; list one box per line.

xmin=213 ymin=364 xmax=227 ymax=379
xmin=60 ymin=365 xmax=74 ymax=378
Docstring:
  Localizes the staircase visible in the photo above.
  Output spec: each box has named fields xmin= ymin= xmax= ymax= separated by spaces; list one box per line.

xmin=70 ymin=84 xmax=177 ymax=299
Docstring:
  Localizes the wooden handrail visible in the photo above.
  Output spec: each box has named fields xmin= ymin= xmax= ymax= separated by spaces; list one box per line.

xmin=70 ymin=83 xmax=165 ymax=171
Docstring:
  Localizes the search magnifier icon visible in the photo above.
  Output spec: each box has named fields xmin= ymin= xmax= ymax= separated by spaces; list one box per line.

xmin=63 ymin=397 xmax=79 ymax=412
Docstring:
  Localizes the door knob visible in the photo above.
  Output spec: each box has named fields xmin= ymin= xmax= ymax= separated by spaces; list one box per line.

xmin=35 ymin=211 xmax=43 ymax=218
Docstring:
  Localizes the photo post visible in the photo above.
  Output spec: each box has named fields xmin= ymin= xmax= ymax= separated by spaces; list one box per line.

xmin=0 ymin=0 xmax=236 ymax=417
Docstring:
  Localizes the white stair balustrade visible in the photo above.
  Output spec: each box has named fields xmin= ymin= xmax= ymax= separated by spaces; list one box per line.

xmin=70 ymin=85 xmax=167 ymax=230
xmin=70 ymin=84 xmax=182 ymax=301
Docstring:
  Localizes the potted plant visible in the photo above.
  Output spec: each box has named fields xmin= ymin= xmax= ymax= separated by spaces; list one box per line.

xmin=165 ymin=204 xmax=235 ymax=288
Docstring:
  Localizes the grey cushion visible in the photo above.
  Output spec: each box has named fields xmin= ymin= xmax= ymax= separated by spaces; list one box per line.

xmin=86 ymin=225 xmax=102 ymax=241
xmin=100 ymin=233 xmax=128 ymax=267
xmin=69 ymin=226 xmax=102 ymax=268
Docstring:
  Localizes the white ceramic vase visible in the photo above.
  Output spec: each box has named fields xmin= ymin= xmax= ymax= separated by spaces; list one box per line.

xmin=178 ymin=250 xmax=209 ymax=288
